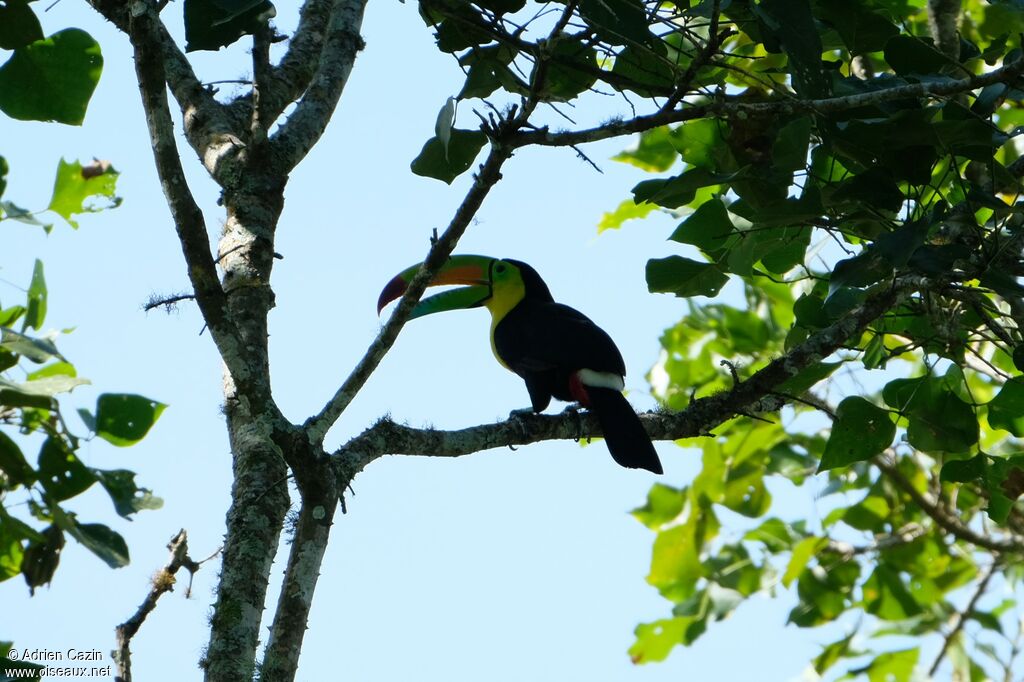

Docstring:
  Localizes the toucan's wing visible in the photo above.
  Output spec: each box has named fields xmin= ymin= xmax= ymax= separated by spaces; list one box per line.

xmin=495 ymin=301 xmax=627 ymax=377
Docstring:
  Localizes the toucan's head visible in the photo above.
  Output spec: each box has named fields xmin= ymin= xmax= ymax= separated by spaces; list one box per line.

xmin=377 ymin=255 xmax=553 ymax=320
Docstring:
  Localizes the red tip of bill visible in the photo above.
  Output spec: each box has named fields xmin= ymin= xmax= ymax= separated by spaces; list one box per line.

xmin=377 ymin=275 xmax=408 ymax=314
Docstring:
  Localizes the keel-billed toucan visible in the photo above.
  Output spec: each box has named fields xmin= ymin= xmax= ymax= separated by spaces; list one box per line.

xmin=378 ymin=255 xmax=663 ymax=474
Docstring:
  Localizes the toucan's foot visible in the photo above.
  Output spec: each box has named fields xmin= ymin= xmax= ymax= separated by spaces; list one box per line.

xmin=561 ymin=403 xmax=584 ymax=442
xmin=508 ymin=406 xmax=536 ymax=419
xmin=506 ymin=407 xmax=535 ymax=448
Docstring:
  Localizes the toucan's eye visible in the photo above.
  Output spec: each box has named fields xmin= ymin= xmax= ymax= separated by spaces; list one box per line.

xmin=495 ymin=264 xmax=506 ymax=274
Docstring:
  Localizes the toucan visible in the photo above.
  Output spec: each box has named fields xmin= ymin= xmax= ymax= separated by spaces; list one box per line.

xmin=378 ymin=255 xmax=663 ymax=474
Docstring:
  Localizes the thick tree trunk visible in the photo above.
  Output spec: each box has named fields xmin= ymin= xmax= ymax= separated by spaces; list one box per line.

xmin=203 ymin=184 xmax=292 ymax=681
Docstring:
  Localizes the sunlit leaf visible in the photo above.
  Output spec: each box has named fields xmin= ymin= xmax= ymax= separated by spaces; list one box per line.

xmin=94 ymin=393 xmax=167 ymax=446
xmin=46 ymin=158 xmax=121 ymax=228
xmin=0 ymin=29 xmax=102 ymax=125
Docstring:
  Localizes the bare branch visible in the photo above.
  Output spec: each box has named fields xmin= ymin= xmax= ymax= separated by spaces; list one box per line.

xmin=270 ymin=0 xmax=368 ymax=173
xmin=143 ymin=292 xmax=197 ymax=313
xmin=113 ymin=530 xmax=205 ymax=682
xmin=306 ymin=5 xmax=578 ymax=445
xmin=227 ymin=0 xmax=335 ymax=125
xmin=260 ymin=484 xmax=338 ymax=681
xmin=127 ymin=2 xmax=244 ymax=372
xmin=929 ymin=560 xmax=997 ymax=677
xmin=87 ymin=0 xmax=230 ymax=156
xmin=512 ymin=56 xmax=1024 ymax=149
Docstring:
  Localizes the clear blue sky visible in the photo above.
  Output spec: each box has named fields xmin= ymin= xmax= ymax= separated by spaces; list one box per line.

xmin=5 ymin=2 xmax=844 ymax=680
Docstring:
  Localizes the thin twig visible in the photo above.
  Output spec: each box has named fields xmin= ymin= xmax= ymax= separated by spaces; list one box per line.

xmin=876 ymin=455 xmax=1024 ymax=553
xmin=929 ymin=561 xmax=999 ymax=676
xmin=113 ymin=530 xmax=204 ymax=682
xmin=513 ymin=56 xmax=1024 ymax=149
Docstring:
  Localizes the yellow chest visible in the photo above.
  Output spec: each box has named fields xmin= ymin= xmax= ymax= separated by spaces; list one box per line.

xmin=484 ymin=279 xmax=524 ymax=372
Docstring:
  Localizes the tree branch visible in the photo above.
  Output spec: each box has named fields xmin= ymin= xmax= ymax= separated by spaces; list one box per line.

xmin=331 ymin=276 xmax=918 ymax=479
xmin=259 ymin=481 xmax=339 ymax=682
xmin=270 ymin=0 xmax=368 ymax=173
xmin=929 ymin=560 xmax=997 ymax=677
xmin=87 ymin=0 xmax=230 ymax=158
xmin=875 ymin=456 xmax=1024 ymax=554
xmin=305 ymin=2 xmax=579 ymax=445
xmin=511 ymin=56 xmax=1024 ymax=149
xmin=113 ymin=530 xmax=203 ymax=682
xmin=127 ymin=2 xmax=247 ymax=377
xmin=239 ymin=0 xmax=335 ymax=124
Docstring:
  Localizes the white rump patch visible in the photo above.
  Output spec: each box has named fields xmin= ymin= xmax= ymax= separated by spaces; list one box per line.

xmin=576 ymin=369 xmax=625 ymax=391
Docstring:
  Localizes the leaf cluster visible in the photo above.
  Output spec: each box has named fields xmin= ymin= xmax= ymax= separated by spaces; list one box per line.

xmin=0 ymin=262 xmax=166 ymax=595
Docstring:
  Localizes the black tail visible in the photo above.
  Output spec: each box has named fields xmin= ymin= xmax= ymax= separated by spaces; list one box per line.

xmin=587 ymin=388 xmax=663 ymax=474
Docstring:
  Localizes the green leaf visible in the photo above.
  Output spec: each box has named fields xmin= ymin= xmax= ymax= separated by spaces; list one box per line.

xmin=93 ymin=469 xmax=163 ymax=518
xmin=0 ymin=200 xmax=51 ymax=231
xmin=457 ymin=45 xmax=520 ymax=99
xmin=94 ymin=393 xmax=167 ymax=446
xmin=0 ymin=430 xmax=35 ymax=487
xmin=23 ymin=259 xmax=46 ymax=332
xmin=632 ymin=483 xmax=686 ymax=529
xmin=669 ymin=119 xmax=727 ymax=171
xmin=941 ymin=453 xmax=988 ymax=485
xmin=66 ymin=521 xmax=129 ymax=569
xmin=0 ymin=0 xmax=43 ymax=50
xmin=743 ymin=517 xmax=798 ymax=553
xmin=540 ymin=39 xmax=598 ymax=101
xmin=410 ymin=129 xmax=487 ymax=184
xmin=37 ymin=437 xmax=96 ymax=501
xmin=578 ymin=0 xmax=652 ymax=47
xmin=633 ymin=168 xmax=735 ymax=209
xmin=46 ymin=159 xmax=121 ymax=228
xmin=26 ymin=361 xmax=76 ymax=380
xmin=883 ymin=375 xmax=980 ymax=453
xmin=612 ymin=127 xmax=679 ymax=173
xmin=0 ymin=29 xmax=102 ymax=125
xmin=862 ymin=566 xmax=923 ymax=620
xmin=629 ymin=617 xmax=691 ymax=664
xmin=816 ymin=0 xmax=899 ymax=55
xmin=611 ymin=43 xmax=674 ymax=96
xmin=668 ymin=199 xmax=735 ymax=252
xmin=0 ymin=155 xmax=6 ymax=199
xmin=863 ymin=333 xmax=887 ymax=370
xmin=183 ymin=0 xmax=275 ymax=52
xmin=598 ymin=198 xmax=657 ymax=232
xmin=828 ymin=252 xmax=892 ymax=296
xmin=851 ymin=648 xmax=919 ymax=682
xmin=783 ymin=536 xmax=827 ymax=587
xmin=1 ymin=375 xmax=88 ymax=403
xmin=885 ymin=35 xmax=955 ymax=75
xmin=19 ymin=524 xmax=64 ymax=593
xmin=818 ymin=397 xmax=895 ymax=471
xmin=987 ymin=377 xmax=1024 ymax=436
xmin=776 ymin=361 xmax=841 ymax=396
xmin=1013 ymin=344 xmax=1024 ymax=373
xmin=646 ymin=256 xmax=729 ymax=298
xmin=0 ymin=327 xmax=64 ymax=363
xmin=752 ymin=0 xmax=828 ymax=98
xmin=814 ymin=632 xmax=858 ymax=675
